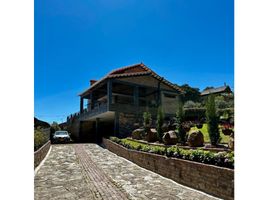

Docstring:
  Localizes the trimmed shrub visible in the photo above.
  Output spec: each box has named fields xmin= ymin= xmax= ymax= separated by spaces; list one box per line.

xmin=175 ymin=100 xmax=187 ymax=145
xmin=143 ymin=111 xmax=152 ymax=133
xmin=206 ymin=95 xmax=220 ymax=145
xmin=156 ymin=107 xmax=164 ymax=142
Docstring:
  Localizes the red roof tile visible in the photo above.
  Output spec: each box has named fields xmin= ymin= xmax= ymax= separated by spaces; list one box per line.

xmin=79 ymin=63 xmax=183 ymax=96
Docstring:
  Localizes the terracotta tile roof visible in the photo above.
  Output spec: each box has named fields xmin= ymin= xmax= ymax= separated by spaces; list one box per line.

xmin=79 ymin=63 xmax=183 ymax=96
xmin=201 ymin=85 xmax=232 ymax=96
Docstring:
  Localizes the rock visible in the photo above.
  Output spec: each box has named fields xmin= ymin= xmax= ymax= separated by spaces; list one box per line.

xmin=187 ymin=130 xmax=204 ymax=147
xmin=162 ymin=130 xmax=178 ymax=145
xmin=132 ymin=128 xmax=145 ymax=140
xmin=144 ymin=128 xmax=158 ymax=142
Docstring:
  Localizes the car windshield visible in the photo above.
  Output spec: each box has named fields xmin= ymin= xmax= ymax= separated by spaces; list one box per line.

xmin=55 ymin=131 xmax=68 ymax=136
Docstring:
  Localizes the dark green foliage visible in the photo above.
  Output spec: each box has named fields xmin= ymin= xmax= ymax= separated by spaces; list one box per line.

xmin=34 ymin=117 xmax=50 ymax=129
xmin=206 ymin=95 xmax=220 ymax=145
xmin=179 ymin=84 xmax=201 ymax=102
xmin=184 ymin=108 xmax=206 ymax=121
xmin=143 ymin=111 xmax=152 ymax=132
xmin=34 ymin=129 xmax=49 ymax=151
xmin=110 ymin=137 xmax=234 ymax=169
xmin=156 ymin=107 xmax=164 ymax=142
xmin=175 ymin=100 xmax=187 ymax=144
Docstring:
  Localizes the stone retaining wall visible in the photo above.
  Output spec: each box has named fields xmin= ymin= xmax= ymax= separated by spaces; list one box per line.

xmin=34 ymin=140 xmax=51 ymax=169
xmin=103 ymin=138 xmax=234 ymax=200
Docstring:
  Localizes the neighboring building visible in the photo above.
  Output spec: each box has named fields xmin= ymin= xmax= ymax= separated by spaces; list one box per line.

xmin=200 ymin=84 xmax=233 ymax=97
xmin=67 ymin=63 xmax=183 ymax=142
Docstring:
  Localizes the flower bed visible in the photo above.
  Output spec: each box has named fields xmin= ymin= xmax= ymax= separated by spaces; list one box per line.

xmin=110 ymin=137 xmax=234 ymax=169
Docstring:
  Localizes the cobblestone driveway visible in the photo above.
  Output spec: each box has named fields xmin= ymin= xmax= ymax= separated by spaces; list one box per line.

xmin=35 ymin=144 xmax=220 ymax=200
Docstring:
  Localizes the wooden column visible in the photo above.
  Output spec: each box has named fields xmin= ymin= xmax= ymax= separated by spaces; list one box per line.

xmin=107 ymin=80 xmax=112 ymax=110
xmin=80 ymin=97 xmax=84 ymax=113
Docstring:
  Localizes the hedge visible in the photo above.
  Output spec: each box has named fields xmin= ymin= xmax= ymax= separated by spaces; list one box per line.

xmin=109 ymin=137 xmax=234 ymax=169
xmin=184 ymin=108 xmax=234 ymax=121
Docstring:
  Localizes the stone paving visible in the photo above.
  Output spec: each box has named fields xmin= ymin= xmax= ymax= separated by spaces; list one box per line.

xmin=35 ymin=144 xmax=220 ymax=200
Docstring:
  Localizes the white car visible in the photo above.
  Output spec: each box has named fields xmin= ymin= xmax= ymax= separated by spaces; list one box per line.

xmin=53 ymin=131 xmax=71 ymax=143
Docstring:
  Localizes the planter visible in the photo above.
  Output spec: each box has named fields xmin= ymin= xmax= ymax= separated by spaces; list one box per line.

xmin=103 ymin=138 xmax=234 ymax=200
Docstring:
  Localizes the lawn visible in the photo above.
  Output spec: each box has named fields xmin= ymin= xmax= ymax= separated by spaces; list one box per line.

xmin=190 ymin=123 xmax=230 ymax=144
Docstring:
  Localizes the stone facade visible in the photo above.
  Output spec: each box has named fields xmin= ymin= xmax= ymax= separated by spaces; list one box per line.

xmin=118 ymin=112 xmax=141 ymax=138
xmin=103 ymin=138 xmax=234 ymax=200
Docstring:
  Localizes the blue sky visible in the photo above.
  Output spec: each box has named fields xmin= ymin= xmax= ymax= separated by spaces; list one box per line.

xmin=34 ymin=0 xmax=234 ymax=123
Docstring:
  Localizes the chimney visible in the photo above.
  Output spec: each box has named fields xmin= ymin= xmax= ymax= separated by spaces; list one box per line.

xmin=90 ymin=80 xmax=97 ymax=86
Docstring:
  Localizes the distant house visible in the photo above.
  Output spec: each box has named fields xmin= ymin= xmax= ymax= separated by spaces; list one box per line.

xmin=67 ymin=63 xmax=183 ymax=142
xmin=200 ymin=84 xmax=232 ymax=97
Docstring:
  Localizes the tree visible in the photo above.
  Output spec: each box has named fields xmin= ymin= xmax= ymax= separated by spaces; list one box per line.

xmin=206 ymin=95 xmax=220 ymax=146
xmin=179 ymin=84 xmax=201 ymax=103
xmin=175 ymin=100 xmax=187 ymax=145
xmin=143 ymin=112 xmax=152 ymax=133
xmin=156 ymin=106 xmax=164 ymax=142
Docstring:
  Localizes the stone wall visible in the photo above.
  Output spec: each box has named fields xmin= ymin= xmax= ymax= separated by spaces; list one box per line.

xmin=118 ymin=112 xmax=139 ymax=138
xmin=103 ymin=138 xmax=234 ymax=200
xmin=34 ymin=140 xmax=51 ymax=169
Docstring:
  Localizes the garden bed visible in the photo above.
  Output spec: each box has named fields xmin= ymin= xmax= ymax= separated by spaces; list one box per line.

xmin=127 ymin=137 xmax=231 ymax=153
xmin=103 ymin=138 xmax=234 ymax=200
xmin=110 ymin=137 xmax=234 ymax=169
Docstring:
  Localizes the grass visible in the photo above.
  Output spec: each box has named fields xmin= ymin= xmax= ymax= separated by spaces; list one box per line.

xmin=190 ymin=123 xmax=230 ymax=144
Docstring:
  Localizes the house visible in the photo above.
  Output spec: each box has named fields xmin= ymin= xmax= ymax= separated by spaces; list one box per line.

xmin=200 ymin=84 xmax=232 ymax=97
xmin=67 ymin=63 xmax=183 ymax=142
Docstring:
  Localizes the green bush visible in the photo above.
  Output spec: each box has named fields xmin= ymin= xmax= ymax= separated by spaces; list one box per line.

xmin=184 ymin=108 xmax=206 ymax=121
xmin=183 ymin=100 xmax=201 ymax=109
xmin=175 ymin=100 xmax=187 ymax=144
xmin=156 ymin=106 xmax=164 ymax=142
xmin=217 ymin=108 xmax=234 ymax=118
xmin=110 ymin=137 xmax=234 ymax=169
xmin=34 ymin=129 xmax=49 ymax=151
xmin=143 ymin=111 xmax=152 ymax=132
xmin=206 ymin=95 xmax=221 ymax=145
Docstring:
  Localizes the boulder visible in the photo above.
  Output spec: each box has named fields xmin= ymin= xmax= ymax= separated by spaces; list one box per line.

xmin=131 ymin=128 xmax=145 ymax=140
xmin=187 ymin=130 xmax=204 ymax=147
xmin=144 ymin=128 xmax=158 ymax=142
xmin=162 ymin=130 xmax=178 ymax=145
